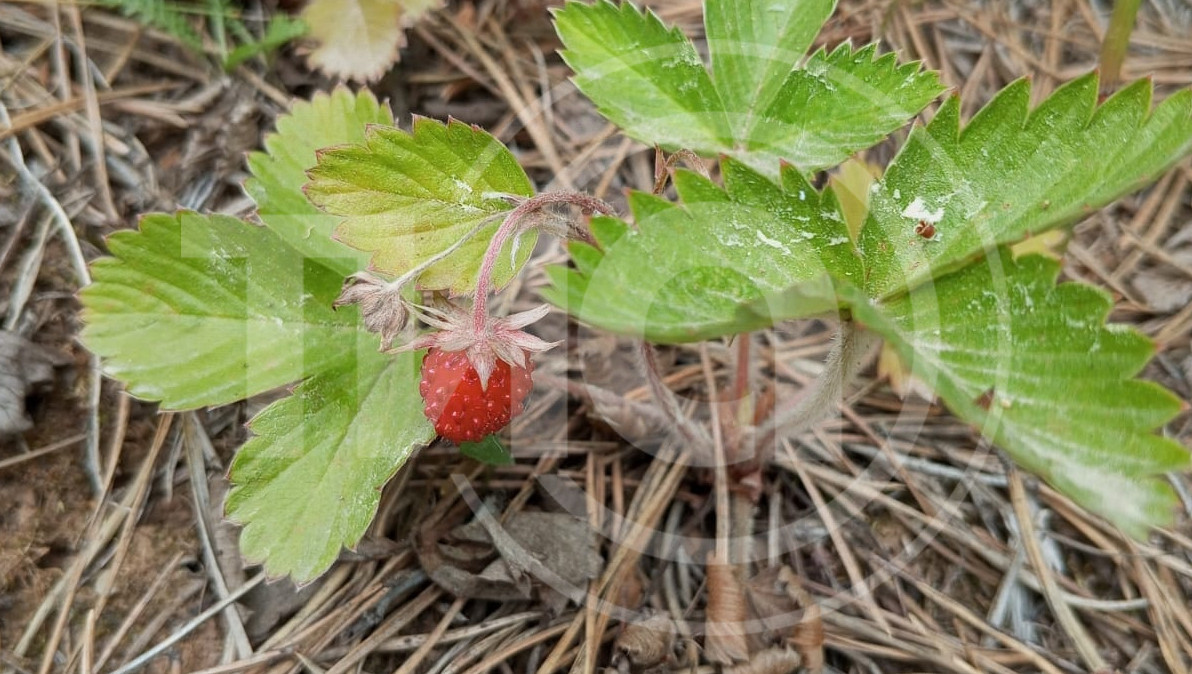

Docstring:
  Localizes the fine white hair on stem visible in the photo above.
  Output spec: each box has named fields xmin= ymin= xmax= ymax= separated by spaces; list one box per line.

xmin=755 ymin=320 xmax=878 ymax=453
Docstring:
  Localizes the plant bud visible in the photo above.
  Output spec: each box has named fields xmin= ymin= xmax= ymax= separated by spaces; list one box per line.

xmin=334 ymin=273 xmax=410 ymax=349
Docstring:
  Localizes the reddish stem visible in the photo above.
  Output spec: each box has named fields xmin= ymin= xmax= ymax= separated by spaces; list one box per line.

xmin=731 ymin=334 xmax=751 ymax=406
xmin=472 ymin=191 xmax=615 ymax=333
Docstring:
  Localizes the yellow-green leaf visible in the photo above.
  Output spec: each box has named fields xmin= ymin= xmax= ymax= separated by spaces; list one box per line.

xmin=306 ymin=117 xmax=536 ymax=294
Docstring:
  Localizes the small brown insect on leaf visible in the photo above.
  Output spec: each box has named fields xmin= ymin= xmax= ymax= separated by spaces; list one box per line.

xmin=975 ymin=387 xmax=996 ymax=411
xmin=914 ymin=220 xmax=936 ymax=239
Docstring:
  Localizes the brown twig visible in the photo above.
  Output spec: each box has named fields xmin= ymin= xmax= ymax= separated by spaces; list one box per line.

xmin=1005 ymin=463 xmax=1108 ymax=672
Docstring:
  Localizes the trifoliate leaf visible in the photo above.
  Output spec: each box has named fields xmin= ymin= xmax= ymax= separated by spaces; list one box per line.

xmin=543 ymin=159 xmax=860 ymax=342
xmin=80 ymin=212 xmax=358 ymax=409
xmin=246 ymin=88 xmax=393 ymax=277
xmin=860 ymin=75 xmax=1192 ymax=298
xmin=302 ymin=0 xmax=440 ymax=82
xmin=844 ymin=251 xmax=1189 ymax=537
xmin=554 ymin=0 xmax=943 ymax=173
xmin=305 ymin=117 xmax=537 ymax=294
xmin=226 ymin=346 xmax=433 ymax=582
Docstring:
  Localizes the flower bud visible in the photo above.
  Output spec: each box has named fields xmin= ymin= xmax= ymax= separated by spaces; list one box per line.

xmin=334 ymin=273 xmax=410 ymax=350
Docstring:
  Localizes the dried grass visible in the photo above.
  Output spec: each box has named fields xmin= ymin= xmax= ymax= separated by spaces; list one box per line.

xmin=1 ymin=0 xmax=1190 ymax=673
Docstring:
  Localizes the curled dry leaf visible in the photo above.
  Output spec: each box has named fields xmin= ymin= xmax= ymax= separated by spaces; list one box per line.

xmin=791 ymin=603 xmax=824 ymax=674
xmin=301 ymin=0 xmax=442 ymax=82
xmin=724 ymin=648 xmax=802 ymax=674
xmin=417 ymin=510 xmax=602 ymax=609
xmin=704 ymin=553 xmax=750 ymax=665
xmin=0 ymin=332 xmax=67 ymax=435
xmin=615 ymin=612 xmax=677 ymax=669
xmin=744 ymin=566 xmax=824 ymax=673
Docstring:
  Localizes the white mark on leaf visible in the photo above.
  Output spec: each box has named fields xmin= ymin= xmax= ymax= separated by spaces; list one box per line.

xmin=902 ymin=197 xmax=944 ymax=224
xmin=755 ymin=231 xmax=790 ymax=254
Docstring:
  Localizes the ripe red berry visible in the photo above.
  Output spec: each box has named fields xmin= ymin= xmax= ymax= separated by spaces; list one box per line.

xmin=419 ymin=348 xmax=534 ymax=444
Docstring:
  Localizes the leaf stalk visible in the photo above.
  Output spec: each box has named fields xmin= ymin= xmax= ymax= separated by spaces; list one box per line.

xmin=472 ymin=192 xmax=614 ymax=333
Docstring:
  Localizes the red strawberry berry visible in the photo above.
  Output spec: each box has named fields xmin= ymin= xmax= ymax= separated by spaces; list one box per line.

xmin=419 ymin=348 xmax=534 ymax=444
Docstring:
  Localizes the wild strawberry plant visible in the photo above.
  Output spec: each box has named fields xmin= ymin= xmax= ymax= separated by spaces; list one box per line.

xmin=80 ymin=0 xmax=1192 ymax=582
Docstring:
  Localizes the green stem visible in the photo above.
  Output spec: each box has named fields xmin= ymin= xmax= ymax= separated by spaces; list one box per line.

xmin=1099 ymin=0 xmax=1141 ymax=91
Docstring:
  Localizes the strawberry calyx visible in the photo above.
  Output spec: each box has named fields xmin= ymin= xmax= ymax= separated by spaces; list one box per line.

xmin=397 ymin=302 xmax=557 ymax=389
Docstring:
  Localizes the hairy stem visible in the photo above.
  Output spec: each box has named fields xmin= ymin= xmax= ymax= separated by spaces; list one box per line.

xmin=728 ymin=334 xmax=757 ymax=566
xmin=472 ymin=192 xmax=614 ymax=332
xmin=652 ymin=147 xmax=711 ymax=195
xmin=754 ymin=320 xmax=878 ymax=456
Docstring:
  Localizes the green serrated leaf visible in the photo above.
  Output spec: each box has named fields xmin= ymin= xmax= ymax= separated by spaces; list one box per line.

xmin=226 ymin=346 xmax=434 ymax=582
xmin=555 ymin=0 xmax=943 ymax=172
xmin=80 ymin=212 xmax=358 ymax=409
xmin=741 ymin=43 xmax=945 ymax=173
xmin=246 ymin=87 xmax=393 ymax=277
xmin=706 ymin=0 xmax=835 ymax=121
xmin=543 ymin=159 xmax=860 ymax=341
xmin=859 ymin=75 xmax=1192 ymax=298
xmin=555 ymin=0 xmax=733 ymax=155
xmin=459 ymin=435 xmax=515 ymax=465
xmin=305 ymin=117 xmax=537 ymax=294
xmin=844 ymin=251 xmax=1189 ymax=537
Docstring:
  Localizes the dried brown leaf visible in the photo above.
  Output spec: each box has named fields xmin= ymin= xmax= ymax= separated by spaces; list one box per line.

xmin=419 ymin=510 xmax=602 ymax=605
xmin=704 ymin=553 xmax=749 ymax=664
xmin=724 ymin=648 xmax=802 ymax=674
xmin=302 ymin=0 xmax=442 ymax=82
xmin=744 ymin=566 xmax=823 ymax=672
xmin=615 ymin=612 xmax=677 ymax=669
xmin=1133 ymin=249 xmax=1192 ymax=313
xmin=791 ymin=601 xmax=824 ymax=674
